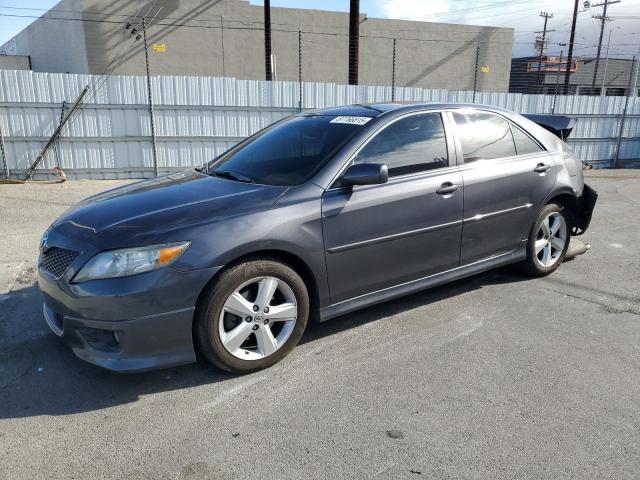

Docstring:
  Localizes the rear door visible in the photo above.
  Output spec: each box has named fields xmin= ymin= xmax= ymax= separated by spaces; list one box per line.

xmin=451 ymin=110 xmax=556 ymax=265
xmin=321 ymin=111 xmax=463 ymax=304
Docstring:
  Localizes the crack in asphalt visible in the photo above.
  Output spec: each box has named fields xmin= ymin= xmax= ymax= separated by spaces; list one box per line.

xmin=541 ymin=286 xmax=640 ymax=317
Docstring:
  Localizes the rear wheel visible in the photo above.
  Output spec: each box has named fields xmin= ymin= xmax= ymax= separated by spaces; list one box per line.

xmin=195 ymin=257 xmax=309 ymax=373
xmin=521 ymin=203 xmax=570 ymax=276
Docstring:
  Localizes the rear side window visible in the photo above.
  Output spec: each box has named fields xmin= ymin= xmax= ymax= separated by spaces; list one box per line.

xmin=511 ymin=124 xmax=544 ymax=155
xmin=453 ymin=111 xmax=516 ymax=162
xmin=354 ymin=112 xmax=448 ymax=177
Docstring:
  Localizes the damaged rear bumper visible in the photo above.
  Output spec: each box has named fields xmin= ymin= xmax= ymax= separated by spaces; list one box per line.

xmin=573 ymin=184 xmax=598 ymax=235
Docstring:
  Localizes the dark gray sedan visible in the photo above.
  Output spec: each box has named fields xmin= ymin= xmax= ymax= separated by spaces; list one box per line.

xmin=38 ymin=103 xmax=597 ymax=373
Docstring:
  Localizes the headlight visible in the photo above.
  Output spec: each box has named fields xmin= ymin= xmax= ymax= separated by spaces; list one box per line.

xmin=73 ymin=242 xmax=190 ymax=282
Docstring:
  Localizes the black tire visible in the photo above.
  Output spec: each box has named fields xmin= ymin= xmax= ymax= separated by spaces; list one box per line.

xmin=194 ymin=256 xmax=309 ymax=373
xmin=521 ymin=203 xmax=571 ymax=277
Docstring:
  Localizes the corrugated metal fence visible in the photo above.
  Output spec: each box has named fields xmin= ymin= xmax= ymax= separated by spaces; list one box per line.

xmin=0 ymin=69 xmax=638 ymax=179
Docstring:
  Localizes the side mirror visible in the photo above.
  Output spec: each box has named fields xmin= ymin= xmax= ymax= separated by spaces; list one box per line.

xmin=341 ymin=163 xmax=389 ymax=186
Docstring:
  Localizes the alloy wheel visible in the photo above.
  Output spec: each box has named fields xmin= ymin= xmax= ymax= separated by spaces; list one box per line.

xmin=534 ymin=211 xmax=567 ymax=268
xmin=218 ymin=276 xmax=298 ymax=360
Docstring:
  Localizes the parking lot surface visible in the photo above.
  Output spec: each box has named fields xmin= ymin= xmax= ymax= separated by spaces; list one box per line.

xmin=1 ymin=171 xmax=639 ymax=479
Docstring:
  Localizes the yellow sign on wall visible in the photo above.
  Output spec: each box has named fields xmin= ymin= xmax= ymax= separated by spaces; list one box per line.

xmin=152 ymin=43 xmax=166 ymax=53
xmin=480 ymin=65 xmax=490 ymax=73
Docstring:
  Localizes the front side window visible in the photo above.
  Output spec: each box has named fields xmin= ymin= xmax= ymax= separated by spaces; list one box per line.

xmin=209 ymin=115 xmax=366 ymax=186
xmin=453 ymin=111 xmax=516 ymax=162
xmin=353 ymin=112 xmax=448 ymax=177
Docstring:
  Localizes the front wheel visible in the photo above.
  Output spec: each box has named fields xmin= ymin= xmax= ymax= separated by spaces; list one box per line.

xmin=195 ymin=257 xmax=309 ymax=373
xmin=521 ymin=203 xmax=570 ymax=277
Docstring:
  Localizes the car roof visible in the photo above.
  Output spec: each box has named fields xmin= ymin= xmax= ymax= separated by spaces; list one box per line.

xmin=305 ymin=102 xmax=513 ymax=118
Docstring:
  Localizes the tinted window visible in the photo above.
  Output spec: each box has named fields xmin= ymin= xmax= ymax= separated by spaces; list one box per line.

xmin=354 ymin=113 xmax=448 ymax=176
xmin=453 ymin=111 xmax=516 ymax=162
xmin=511 ymin=124 xmax=543 ymax=155
xmin=209 ymin=116 xmax=365 ymax=186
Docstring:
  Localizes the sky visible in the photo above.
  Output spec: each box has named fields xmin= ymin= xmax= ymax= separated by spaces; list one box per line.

xmin=0 ymin=0 xmax=639 ymax=58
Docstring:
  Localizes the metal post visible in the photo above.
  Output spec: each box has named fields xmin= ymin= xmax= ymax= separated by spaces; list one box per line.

xmin=613 ymin=56 xmax=636 ymax=168
xmin=472 ymin=45 xmax=480 ymax=103
xmin=53 ymin=101 xmax=66 ymax=170
xmin=24 ymin=85 xmax=89 ymax=181
xmin=552 ymin=51 xmax=563 ymax=114
xmin=298 ymin=30 xmax=303 ymax=111
xmin=0 ymin=120 xmax=8 ymax=179
xmin=601 ymin=29 xmax=612 ymax=95
xmin=632 ymin=45 xmax=640 ymax=96
xmin=220 ymin=17 xmax=226 ymax=77
xmin=142 ymin=17 xmax=159 ymax=177
xmin=391 ymin=38 xmax=397 ymax=102
xmin=264 ymin=0 xmax=273 ymax=81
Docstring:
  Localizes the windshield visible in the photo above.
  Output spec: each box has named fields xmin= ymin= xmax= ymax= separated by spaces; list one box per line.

xmin=208 ymin=115 xmax=368 ymax=186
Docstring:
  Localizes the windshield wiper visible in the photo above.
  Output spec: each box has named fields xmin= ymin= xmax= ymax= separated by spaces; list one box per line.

xmin=210 ymin=170 xmax=255 ymax=184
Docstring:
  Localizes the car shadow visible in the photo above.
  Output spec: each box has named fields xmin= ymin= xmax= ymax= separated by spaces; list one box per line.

xmin=302 ymin=266 xmax=528 ymax=344
xmin=0 ymin=267 xmax=529 ymax=419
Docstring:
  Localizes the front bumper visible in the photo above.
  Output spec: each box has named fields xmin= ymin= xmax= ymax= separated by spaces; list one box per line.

xmin=39 ymin=264 xmax=221 ymax=372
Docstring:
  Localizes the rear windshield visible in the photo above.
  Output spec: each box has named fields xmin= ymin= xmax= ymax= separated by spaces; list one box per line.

xmin=208 ymin=115 xmax=367 ymax=186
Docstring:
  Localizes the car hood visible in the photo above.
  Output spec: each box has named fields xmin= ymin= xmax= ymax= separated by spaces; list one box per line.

xmin=52 ymin=170 xmax=288 ymax=244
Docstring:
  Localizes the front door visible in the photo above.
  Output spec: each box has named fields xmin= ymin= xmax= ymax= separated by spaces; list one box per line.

xmin=321 ymin=112 xmax=463 ymax=304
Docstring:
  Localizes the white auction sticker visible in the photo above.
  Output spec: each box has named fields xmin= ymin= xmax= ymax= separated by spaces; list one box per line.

xmin=330 ymin=116 xmax=372 ymax=125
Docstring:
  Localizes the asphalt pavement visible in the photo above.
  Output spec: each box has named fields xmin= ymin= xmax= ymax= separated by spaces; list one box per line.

xmin=0 ymin=171 xmax=639 ymax=479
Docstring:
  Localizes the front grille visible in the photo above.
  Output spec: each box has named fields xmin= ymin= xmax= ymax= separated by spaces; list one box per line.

xmin=41 ymin=247 xmax=80 ymax=278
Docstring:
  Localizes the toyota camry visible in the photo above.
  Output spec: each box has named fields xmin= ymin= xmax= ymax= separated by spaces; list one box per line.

xmin=38 ymin=103 xmax=597 ymax=373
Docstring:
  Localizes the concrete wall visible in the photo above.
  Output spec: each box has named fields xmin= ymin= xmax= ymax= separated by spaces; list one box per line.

xmin=0 ymin=55 xmax=31 ymax=70
xmin=3 ymin=0 xmax=89 ymax=74
xmin=4 ymin=0 xmax=513 ymax=92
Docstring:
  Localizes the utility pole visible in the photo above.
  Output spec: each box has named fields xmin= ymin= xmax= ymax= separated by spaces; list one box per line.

xmin=591 ymin=0 xmax=621 ymax=90
xmin=348 ymin=0 xmax=360 ymax=85
xmin=264 ymin=0 xmax=273 ymax=81
xmin=563 ymin=0 xmax=580 ymax=95
xmin=535 ymin=12 xmax=554 ymax=92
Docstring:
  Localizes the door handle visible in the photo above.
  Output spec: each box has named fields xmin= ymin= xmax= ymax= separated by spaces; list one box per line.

xmin=534 ymin=163 xmax=551 ymax=173
xmin=436 ymin=182 xmax=461 ymax=195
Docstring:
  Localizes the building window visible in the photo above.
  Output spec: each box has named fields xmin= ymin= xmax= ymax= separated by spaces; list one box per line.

xmin=606 ymin=87 xmax=627 ymax=96
xmin=579 ymin=86 xmax=601 ymax=96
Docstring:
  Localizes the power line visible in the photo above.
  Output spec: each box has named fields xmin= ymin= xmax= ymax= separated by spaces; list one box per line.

xmin=0 ymin=12 xmax=521 ymax=45
xmin=367 ymin=0 xmax=533 ymax=21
